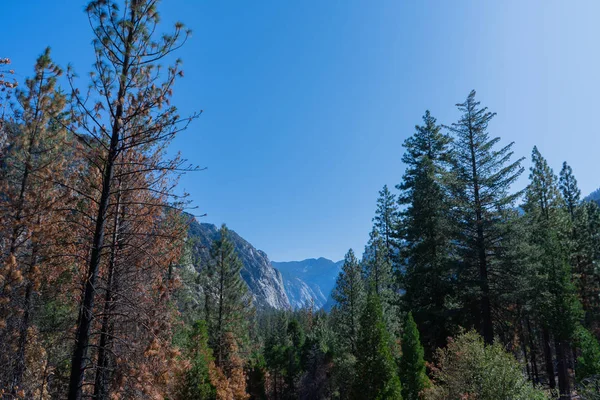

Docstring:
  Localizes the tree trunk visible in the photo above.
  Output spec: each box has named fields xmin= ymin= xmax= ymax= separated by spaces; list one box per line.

xmin=526 ymin=318 xmax=540 ymax=383
xmin=555 ymin=338 xmax=571 ymax=399
xmin=519 ymin=319 xmax=531 ymax=381
xmin=67 ymin=135 xmax=117 ymax=400
xmin=93 ymin=189 xmax=121 ymax=400
xmin=468 ymin=126 xmax=493 ymax=345
xmin=67 ymin=6 xmax=135 ymax=399
xmin=12 ymin=275 xmax=34 ymax=392
xmin=11 ymin=234 xmax=40 ymax=394
xmin=542 ymin=327 xmax=556 ymax=389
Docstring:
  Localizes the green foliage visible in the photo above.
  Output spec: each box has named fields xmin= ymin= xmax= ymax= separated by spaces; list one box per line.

xmin=399 ymin=312 xmax=430 ymax=400
xmin=524 ymin=147 xmax=583 ymax=340
xmin=426 ymin=331 xmax=547 ymax=400
xmin=203 ymin=224 xmax=253 ymax=367
xmin=175 ymin=321 xmax=216 ymax=400
xmin=397 ymin=110 xmax=455 ymax=355
xmin=523 ymin=147 xmax=583 ymax=396
xmin=331 ymin=352 xmax=357 ymax=400
xmin=559 ymin=161 xmax=581 ymax=220
xmin=372 ymin=184 xmax=400 ymax=259
xmin=571 ymin=200 xmax=600 ymax=329
xmin=332 ymin=249 xmax=365 ymax=355
xmin=262 ymin=314 xmax=316 ymax=399
xmin=576 ymin=326 xmax=600 ymax=383
xmin=284 ymin=319 xmax=305 ymax=396
xmin=246 ymin=353 xmax=267 ymax=399
xmin=363 ymin=228 xmax=393 ymax=297
xmin=446 ymin=90 xmax=524 ymax=344
xmin=363 ymin=228 xmax=399 ymax=333
xmin=353 ymin=293 xmax=403 ymax=400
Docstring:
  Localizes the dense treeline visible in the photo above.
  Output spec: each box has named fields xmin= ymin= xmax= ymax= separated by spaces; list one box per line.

xmin=1 ymin=1 xmax=599 ymax=399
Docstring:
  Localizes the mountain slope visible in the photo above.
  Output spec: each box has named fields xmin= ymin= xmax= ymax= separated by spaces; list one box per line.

xmin=187 ymin=219 xmax=290 ymax=310
xmin=272 ymin=258 xmax=343 ymax=310
xmin=585 ymin=187 xmax=600 ymax=204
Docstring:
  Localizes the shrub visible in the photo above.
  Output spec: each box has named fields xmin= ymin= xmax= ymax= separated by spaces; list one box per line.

xmin=424 ymin=331 xmax=547 ymax=400
xmin=576 ymin=326 xmax=600 ymax=383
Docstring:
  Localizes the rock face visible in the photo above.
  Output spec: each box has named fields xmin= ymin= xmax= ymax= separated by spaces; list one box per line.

xmin=187 ymin=219 xmax=290 ymax=310
xmin=272 ymin=258 xmax=343 ymax=310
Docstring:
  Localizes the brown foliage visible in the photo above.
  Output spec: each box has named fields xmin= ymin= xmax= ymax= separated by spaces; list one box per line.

xmin=212 ymin=333 xmax=250 ymax=400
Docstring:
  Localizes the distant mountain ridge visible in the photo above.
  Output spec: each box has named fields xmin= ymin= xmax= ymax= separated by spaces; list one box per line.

xmin=585 ymin=187 xmax=600 ymax=204
xmin=187 ymin=219 xmax=290 ymax=310
xmin=272 ymin=258 xmax=343 ymax=310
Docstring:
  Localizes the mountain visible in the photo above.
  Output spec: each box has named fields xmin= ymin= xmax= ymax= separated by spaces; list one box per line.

xmin=272 ymin=258 xmax=343 ymax=310
xmin=585 ymin=187 xmax=600 ymax=204
xmin=187 ymin=219 xmax=290 ymax=310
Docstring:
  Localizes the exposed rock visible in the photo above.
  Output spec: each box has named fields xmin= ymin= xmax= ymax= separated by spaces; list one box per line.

xmin=187 ymin=219 xmax=290 ymax=310
xmin=272 ymin=258 xmax=343 ymax=310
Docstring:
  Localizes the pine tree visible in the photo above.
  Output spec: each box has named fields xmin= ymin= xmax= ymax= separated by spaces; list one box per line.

xmin=176 ymin=321 xmax=217 ymax=400
xmin=362 ymin=229 xmax=396 ymax=329
xmin=572 ymin=201 xmax=600 ymax=329
xmin=0 ymin=57 xmax=16 ymax=131
xmin=0 ymin=48 xmax=69 ymax=395
xmin=204 ymin=225 xmax=253 ymax=371
xmin=363 ymin=228 xmax=393 ymax=295
xmin=523 ymin=147 xmax=583 ymax=397
xmin=559 ymin=162 xmax=581 ymax=221
xmin=445 ymin=90 xmax=524 ymax=345
xmin=331 ymin=249 xmax=365 ymax=355
xmin=559 ymin=162 xmax=600 ymax=330
xmin=397 ymin=110 xmax=454 ymax=354
xmin=283 ymin=319 xmax=305 ymax=398
xmin=90 ymin=164 xmax=188 ymax=399
xmin=353 ymin=292 xmax=402 ymax=400
xmin=65 ymin=1 xmax=198 ymax=398
xmin=373 ymin=185 xmax=399 ymax=259
xmin=399 ymin=312 xmax=430 ymax=400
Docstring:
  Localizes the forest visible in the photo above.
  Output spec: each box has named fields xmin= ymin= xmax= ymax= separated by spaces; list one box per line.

xmin=0 ymin=0 xmax=599 ymax=399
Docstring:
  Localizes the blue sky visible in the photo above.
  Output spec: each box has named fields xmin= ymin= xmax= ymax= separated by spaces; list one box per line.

xmin=2 ymin=1 xmax=600 ymax=261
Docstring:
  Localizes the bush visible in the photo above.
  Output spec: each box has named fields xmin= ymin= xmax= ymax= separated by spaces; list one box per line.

xmin=577 ymin=326 xmax=600 ymax=383
xmin=424 ymin=331 xmax=547 ymax=400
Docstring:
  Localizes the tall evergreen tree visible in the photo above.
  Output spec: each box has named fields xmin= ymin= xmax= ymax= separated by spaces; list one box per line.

xmin=445 ymin=90 xmax=524 ymax=345
xmin=331 ymin=249 xmax=365 ymax=355
xmin=362 ymin=228 xmax=398 ymax=333
xmin=397 ymin=110 xmax=455 ymax=354
xmin=399 ymin=312 xmax=430 ymax=400
xmin=373 ymin=184 xmax=399 ymax=259
xmin=204 ymin=225 xmax=253 ymax=370
xmin=559 ymin=161 xmax=581 ymax=221
xmin=559 ymin=162 xmax=600 ymax=329
xmin=523 ymin=147 xmax=582 ymax=397
xmin=363 ymin=228 xmax=393 ymax=296
xmin=283 ymin=319 xmax=305 ymax=398
xmin=353 ymin=292 xmax=402 ymax=400
xmin=572 ymin=201 xmax=600 ymax=329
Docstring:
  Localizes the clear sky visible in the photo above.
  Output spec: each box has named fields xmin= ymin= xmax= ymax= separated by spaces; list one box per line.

xmin=2 ymin=1 xmax=600 ymax=262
